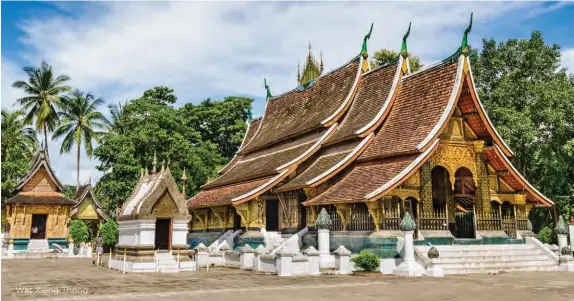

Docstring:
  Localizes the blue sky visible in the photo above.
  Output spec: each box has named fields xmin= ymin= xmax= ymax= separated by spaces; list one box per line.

xmin=2 ymin=1 xmax=574 ymax=186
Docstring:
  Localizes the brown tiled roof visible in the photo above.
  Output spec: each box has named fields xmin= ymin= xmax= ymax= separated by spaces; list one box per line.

xmin=326 ymin=62 xmax=399 ymax=144
xmin=303 ymin=154 xmax=420 ymax=205
xmin=484 ymin=146 xmax=552 ymax=206
xmin=202 ymin=129 xmax=327 ymax=189
xmin=6 ymin=193 xmax=76 ymax=205
xmin=276 ymin=140 xmax=361 ymax=192
xmin=188 ymin=177 xmax=273 ymax=209
xmin=241 ymin=57 xmax=360 ymax=153
xmin=359 ymin=61 xmax=459 ymax=160
xmin=17 ymin=148 xmax=63 ymax=192
xmin=219 ymin=118 xmax=263 ymax=175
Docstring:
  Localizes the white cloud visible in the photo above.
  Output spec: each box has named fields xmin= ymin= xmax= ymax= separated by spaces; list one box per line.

xmin=1 ymin=1 xmax=554 ymax=185
xmin=562 ymin=48 xmax=574 ymax=74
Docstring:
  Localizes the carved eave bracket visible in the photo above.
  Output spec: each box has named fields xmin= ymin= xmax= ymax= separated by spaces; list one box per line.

xmin=366 ymin=201 xmax=380 ymax=231
xmin=334 ymin=204 xmax=351 ymax=231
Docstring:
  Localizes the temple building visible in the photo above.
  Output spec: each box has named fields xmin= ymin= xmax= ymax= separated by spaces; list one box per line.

xmin=114 ymin=154 xmax=191 ymax=272
xmin=4 ymin=148 xmax=75 ymax=251
xmin=72 ymin=183 xmax=109 ymax=235
xmin=188 ymin=17 xmax=552 ymax=251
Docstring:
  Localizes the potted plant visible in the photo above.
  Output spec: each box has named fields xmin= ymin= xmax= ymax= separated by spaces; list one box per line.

xmin=351 ymin=250 xmax=380 ymax=276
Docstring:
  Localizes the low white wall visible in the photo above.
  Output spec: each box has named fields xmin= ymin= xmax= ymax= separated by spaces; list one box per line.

xmin=109 ymin=260 xmax=157 ymax=273
xmin=224 ymin=252 xmax=241 ymax=268
xmin=259 ymin=255 xmax=277 ymax=273
xmin=292 ymin=255 xmax=308 ymax=276
xmin=380 ymin=258 xmax=402 ymax=274
xmin=118 ymin=220 xmax=156 ymax=246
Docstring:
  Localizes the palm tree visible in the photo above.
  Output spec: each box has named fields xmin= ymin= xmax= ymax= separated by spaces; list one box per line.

xmin=52 ymin=90 xmax=109 ymax=188
xmin=12 ymin=61 xmax=71 ymax=148
xmin=1 ymin=109 xmax=38 ymax=160
xmin=106 ymin=102 xmax=127 ymax=135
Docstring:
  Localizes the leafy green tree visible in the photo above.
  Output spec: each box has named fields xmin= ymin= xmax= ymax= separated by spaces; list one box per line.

xmin=1 ymin=110 xmax=38 ymax=198
xmin=12 ymin=61 xmax=71 ymax=146
xmin=106 ymin=102 xmax=127 ymax=135
xmin=61 ymin=185 xmax=77 ymax=199
xmin=94 ymin=87 xmax=224 ymax=214
xmin=53 ymin=90 xmax=109 ymax=188
xmin=178 ymin=96 xmax=253 ymax=159
xmin=99 ymin=220 xmax=119 ymax=247
xmin=142 ymin=86 xmax=178 ymax=105
xmin=69 ymin=220 xmax=89 ymax=243
xmin=470 ymin=31 xmax=574 ymax=229
xmin=370 ymin=49 xmax=423 ymax=72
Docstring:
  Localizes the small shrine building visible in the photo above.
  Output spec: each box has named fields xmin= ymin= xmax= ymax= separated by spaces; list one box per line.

xmin=4 ymin=148 xmax=75 ymax=250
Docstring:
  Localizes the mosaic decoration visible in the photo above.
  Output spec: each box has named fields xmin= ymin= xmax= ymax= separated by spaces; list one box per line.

xmin=315 ymin=208 xmax=331 ymax=230
xmin=399 ymin=212 xmax=417 ymax=231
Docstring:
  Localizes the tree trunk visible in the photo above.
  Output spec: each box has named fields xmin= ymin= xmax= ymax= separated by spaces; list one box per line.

xmin=43 ymin=122 xmax=48 ymax=153
xmin=77 ymin=141 xmax=81 ymax=190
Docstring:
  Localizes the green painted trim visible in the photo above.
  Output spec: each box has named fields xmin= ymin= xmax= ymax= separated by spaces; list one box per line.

xmin=48 ymin=238 xmax=69 ymax=249
xmin=11 ymin=238 xmax=30 ymax=251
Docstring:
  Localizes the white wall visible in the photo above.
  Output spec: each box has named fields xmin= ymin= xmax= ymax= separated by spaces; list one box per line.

xmin=118 ymin=220 xmax=156 ymax=246
xmin=172 ymin=220 xmax=189 ymax=246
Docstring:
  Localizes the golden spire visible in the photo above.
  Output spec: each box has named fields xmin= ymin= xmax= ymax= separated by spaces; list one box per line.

xmin=298 ymin=41 xmax=323 ymax=85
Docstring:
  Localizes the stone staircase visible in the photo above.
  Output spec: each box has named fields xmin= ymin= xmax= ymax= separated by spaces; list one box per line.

xmin=27 ymin=239 xmax=50 ymax=252
xmin=415 ymin=242 xmax=559 ymax=275
xmin=155 ymin=252 xmax=180 ymax=273
xmin=264 ymin=231 xmax=285 ymax=249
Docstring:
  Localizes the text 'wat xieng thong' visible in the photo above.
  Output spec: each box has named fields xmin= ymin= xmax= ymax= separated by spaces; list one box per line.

xmin=188 ymin=16 xmax=552 ymax=248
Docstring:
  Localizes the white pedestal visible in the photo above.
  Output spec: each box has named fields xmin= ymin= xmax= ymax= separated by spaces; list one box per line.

xmin=240 ymin=246 xmax=254 ymax=270
xmin=558 ymin=234 xmax=568 ymax=251
xmin=394 ymin=231 xmax=424 ymax=277
xmin=7 ymin=243 xmax=14 ymax=259
xmin=68 ymin=243 xmax=75 ymax=257
xmin=276 ymin=248 xmax=293 ymax=277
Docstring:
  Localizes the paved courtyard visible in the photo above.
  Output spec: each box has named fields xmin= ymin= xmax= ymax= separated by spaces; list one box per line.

xmin=2 ymin=258 xmax=574 ymax=301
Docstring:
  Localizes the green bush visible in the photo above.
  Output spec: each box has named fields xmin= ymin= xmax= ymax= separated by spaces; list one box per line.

xmin=538 ymin=225 xmax=557 ymax=244
xmin=69 ymin=220 xmax=89 ymax=243
xmin=351 ymin=250 xmax=380 ymax=272
xmin=99 ymin=220 xmax=119 ymax=247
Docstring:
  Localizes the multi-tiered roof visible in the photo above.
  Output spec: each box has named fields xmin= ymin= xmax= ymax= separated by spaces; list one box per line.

xmin=189 ymin=17 xmax=552 ymax=210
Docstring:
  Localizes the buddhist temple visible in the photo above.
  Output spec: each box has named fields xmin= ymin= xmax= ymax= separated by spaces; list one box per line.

xmin=4 ymin=148 xmax=75 ymax=251
xmin=72 ymin=183 xmax=108 ymax=235
xmin=188 ymin=17 xmax=552 ymax=252
xmin=115 ymin=154 xmax=191 ymax=271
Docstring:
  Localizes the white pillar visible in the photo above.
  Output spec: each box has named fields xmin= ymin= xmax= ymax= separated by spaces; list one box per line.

xmin=276 ymin=246 xmax=293 ymax=277
xmin=333 ymin=246 xmax=351 ymax=274
xmin=68 ymin=242 xmax=75 ymax=257
xmin=558 ymin=234 xmax=568 ymax=251
xmin=304 ymin=246 xmax=321 ymax=275
xmin=240 ymin=245 xmax=255 ymax=270
xmin=7 ymin=240 xmax=14 ymax=259
xmin=318 ymin=229 xmax=330 ymax=254
xmin=394 ymin=230 xmax=425 ymax=277
xmin=569 ymin=223 xmax=574 ymax=249
xmin=253 ymin=246 xmax=266 ymax=272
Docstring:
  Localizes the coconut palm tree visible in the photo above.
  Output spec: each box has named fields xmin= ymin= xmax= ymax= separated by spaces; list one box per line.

xmin=52 ymin=90 xmax=109 ymax=188
xmin=12 ymin=61 xmax=71 ymax=148
xmin=1 ymin=109 xmax=39 ymax=160
xmin=106 ymin=101 xmax=127 ymax=135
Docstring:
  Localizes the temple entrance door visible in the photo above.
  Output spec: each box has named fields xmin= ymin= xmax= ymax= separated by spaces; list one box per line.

xmin=155 ymin=219 xmax=172 ymax=250
xmin=30 ymin=214 xmax=47 ymax=239
xmin=233 ymin=209 xmax=243 ymax=230
xmin=265 ymin=199 xmax=279 ymax=231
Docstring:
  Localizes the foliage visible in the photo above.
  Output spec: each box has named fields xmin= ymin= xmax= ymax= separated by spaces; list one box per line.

xmin=370 ymin=49 xmax=423 ymax=72
xmin=1 ymin=110 xmax=38 ymax=198
xmin=351 ymin=250 xmax=380 ymax=272
xmin=554 ymin=216 xmax=569 ymax=235
xmin=179 ymin=96 xmax=253 ymax=159
xmin=470 ymin=31 xmax=574 ymax=201
xmin=12 ymin=60 xmax=71 ymax=145
xmin=69 ymin=220 xmax=89 ymax=243
xmin=99 ymin=220 xmax=118 ymax=247
xmin=94 ymin=87 xmax=226 ymax=214
xmin=538 ymin=224 xmax=557 ymax=245
xmin=53 ymin=90 xmax=108 ymax=187
xmin=61 ymin=185 xmax=77 ymax=200
xmin=105 ymin=102 xmax=127 ymax=135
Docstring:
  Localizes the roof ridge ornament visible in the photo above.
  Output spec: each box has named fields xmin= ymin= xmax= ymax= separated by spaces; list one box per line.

xmin=360 ymin=23 xmax=374 ymax=58
xmin=264 ymin=78 xmax=272 ymax=101
xmin=401 ymin=22 xmax=411 ymax=57
xmin=461 ymin=12 xmax=473 ymax=56
xmin=443 ymin=13 xmax=473 ymax=63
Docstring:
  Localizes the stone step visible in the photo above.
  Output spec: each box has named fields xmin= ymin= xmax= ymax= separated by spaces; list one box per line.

xmin=442 ymin=265 xmax=560 ymax=275
xmin=416 ymin=244 xmax=533 ymax=252
xmin=430 ymin=255 xmax=549 ymax=263
xmin=437 ymin=260 xmax=556 ymax=270
xmin=422 ymin=249 xmax=543 ymax=257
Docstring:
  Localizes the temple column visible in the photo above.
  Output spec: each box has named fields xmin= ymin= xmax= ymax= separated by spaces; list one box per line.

xmin=420 ymin=162 xmax=433 ymax=215
xmin=474 ymin=141 xmax=490 ymax=211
